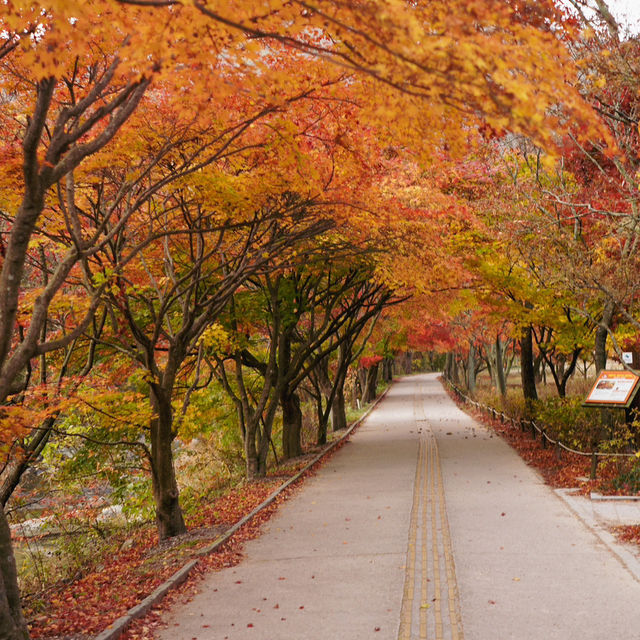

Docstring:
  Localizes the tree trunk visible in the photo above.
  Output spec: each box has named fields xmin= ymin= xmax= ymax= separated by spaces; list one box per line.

xmin=313 ymin=355 xmax=332 ymax=443
xmin=520 ymin=325 xmax=538 ymax=402
xmin=467 ymin=344 xmax=476 ymax=394
xmin=549 ymin=348 xmax=581 ymax=398
xmin=362 ymin=363 xmax=379 ymax=403
xmin=256 ymin=417 xmax=271 ymax=478
xmin=595 ymin=301 xmax=615 ymax=373
xmin=383 ymin=357 xmax=394 ymax=382
xmin=0 ymin=508 xmax=29 ymax=639
xmin=243 ymin=409 xmax=260 ymax=480
xmin=243 ymin=409 xmax=272 ymax=480
xmin=444 ymin=352 xmax=453 ymax=381
xmin=316 ymin=395 xmax=328 ymax=445
xmin=149 ymin=386 xmax=186 ymax=540
xmin=281 ymin=389 xmax=303 ymax=460
xmin=332 ymin=385 xmax=348 ymax=431
xmin=396 ymin=352 xmax=411 ymax=374
xmin=450 ymin=354 xmax=460 ymax=384
xmin=594 ymin=326 xmax=608 ymax=372
xmin=495 ymin=335 xmax=507 ymax=397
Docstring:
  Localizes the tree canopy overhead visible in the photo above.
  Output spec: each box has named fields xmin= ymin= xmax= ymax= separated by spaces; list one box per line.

xmin=3 ymin=0 xmax=603 ymax=152
xmin=0 ymin=1 xmax=629 ymax=638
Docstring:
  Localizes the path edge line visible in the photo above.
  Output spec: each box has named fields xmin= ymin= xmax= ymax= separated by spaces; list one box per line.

xmin=93 ymin=385 xmax=393 ymax=640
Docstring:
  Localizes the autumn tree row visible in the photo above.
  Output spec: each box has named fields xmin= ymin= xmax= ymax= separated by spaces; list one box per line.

xmin=424 ymin=4 xmax=640 ymax=405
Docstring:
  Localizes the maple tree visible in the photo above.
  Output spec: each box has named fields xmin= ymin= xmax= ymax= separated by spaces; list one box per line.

xmin=307 ymin=280 xmax=392 ymax=443
xmin=545 ymin=9 xmax=640 ymax=369
xmin=212 ymin=243 xmax=398 ymax=477
xmin=65 ymin=79 xmax=348 ymax=538
xmin=100 ymin=192 xmax=332 ymax=535
xmin=0 ymin=15 xmax=162 ymax=638
xmin=0 ymin=8 xmax=367 ymax=628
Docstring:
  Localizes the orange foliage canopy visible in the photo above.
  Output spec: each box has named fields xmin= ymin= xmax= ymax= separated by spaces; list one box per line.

xmin=1 ymin=0 xmax=602 ymax=154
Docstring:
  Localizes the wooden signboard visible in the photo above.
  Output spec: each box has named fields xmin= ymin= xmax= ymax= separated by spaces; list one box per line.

xmin=584 ymin=370 xmax=640 ymax=408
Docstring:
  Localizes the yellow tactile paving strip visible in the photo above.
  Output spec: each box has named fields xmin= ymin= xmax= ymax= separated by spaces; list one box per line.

xmin=398 ymin=391 xmax=464 ymax=640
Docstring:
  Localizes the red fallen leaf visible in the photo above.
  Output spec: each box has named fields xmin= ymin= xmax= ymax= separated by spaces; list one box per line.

xmin=235 ymin=580 xmax=242 ymax=584
xmin=202 ymin=624 xmax=210 ymax=628
xmin=488 ymin=600 xmax=496 ymax=605
xmin=247 ymin=623 xmax=254 ymax=628
xmin=274 ymin=604 xmax=279 ymax=609
xmin=299 ymin=606 xmax=304 ymax=609
xmin=501 ymin=512 xmax=506 ymax=516
xmin=375 ymin=627 xmax=381 ymax=632
xmin=278 ymin=577 xmax=286 ymax=580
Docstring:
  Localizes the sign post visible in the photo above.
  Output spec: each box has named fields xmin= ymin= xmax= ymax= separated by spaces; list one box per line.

xmin=584 ymin=370 xmax=640 ymax=445
xmin=584 ymin=370 xmax=640 ymax=409
xmin=583 ymin=370 xmax=640 ymax=477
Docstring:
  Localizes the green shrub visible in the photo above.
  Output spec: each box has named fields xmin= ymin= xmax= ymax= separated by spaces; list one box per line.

xmin=533 ymin=397 xmax=602 ymax=450
xmin=475 ymin=385 xmax=633 ymax=454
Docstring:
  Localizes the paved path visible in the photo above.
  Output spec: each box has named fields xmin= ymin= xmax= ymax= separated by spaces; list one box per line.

xmin=158 ymin=373 xmax=640 ymax=639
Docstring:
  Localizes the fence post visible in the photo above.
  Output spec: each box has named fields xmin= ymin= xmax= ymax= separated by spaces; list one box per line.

xmin=590 ymin=452 xmax=599 ymax=480
xmin=530 ymin=420 xmax=536 ymax=439
xmin=541 ymin=429 xmax=547 ymax=449
xmin=555 ymin=442 xmax=562 ymax=461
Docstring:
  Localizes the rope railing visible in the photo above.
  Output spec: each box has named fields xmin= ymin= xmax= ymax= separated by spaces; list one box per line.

xmin=444 ymin=379 xmax=636 ymax=480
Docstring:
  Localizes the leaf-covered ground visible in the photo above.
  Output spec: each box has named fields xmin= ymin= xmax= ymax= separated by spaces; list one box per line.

xmin=23 ymin=435 xmax=355 ymax=640
xmin=28 ymin=479 xmax=282 ymax=639
xmin=611 ymin=524 xmax=640 ymax=547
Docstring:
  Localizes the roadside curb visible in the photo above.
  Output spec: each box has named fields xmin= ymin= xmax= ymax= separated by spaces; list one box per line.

xmin=554 ymin=488 xmax=640 ymax=585
xmin=93 ymin=385 xmax=392 ymax=640
xmin=591 ymin=492 xmax=640 ymax=501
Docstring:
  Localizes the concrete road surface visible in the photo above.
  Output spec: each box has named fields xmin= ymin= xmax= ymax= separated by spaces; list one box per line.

xmin=158 ymin=373 xmax=640 ymax=640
